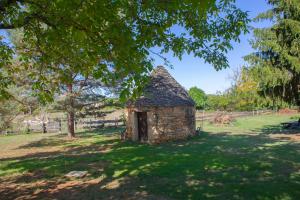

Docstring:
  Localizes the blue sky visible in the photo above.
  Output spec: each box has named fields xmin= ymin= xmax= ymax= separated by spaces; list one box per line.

xmin=0 ymin=0 xmax=272 ymax=94
xmin=153 ymin=0 xmax=272 ymax=94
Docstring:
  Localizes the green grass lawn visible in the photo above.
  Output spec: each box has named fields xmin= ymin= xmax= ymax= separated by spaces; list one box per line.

xmin=0 ymin=114 xmax=300 ymax=200
xmin=202 ymin=114 xmax=300 ymax=134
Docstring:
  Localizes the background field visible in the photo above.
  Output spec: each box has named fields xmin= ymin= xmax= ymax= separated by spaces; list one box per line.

xmin=0 ymin=114 xmax=299 ymax=200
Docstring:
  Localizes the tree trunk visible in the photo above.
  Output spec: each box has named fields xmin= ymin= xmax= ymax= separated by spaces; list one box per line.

xmin=67 ymin=84 xmax=75 ymax=138
xmin=272 ymin=87 xmax=275 ymax=111
xmin=295 ymin=85 xmax=300 ymax=112
xmin=67 ymin=110 xmax=75 ymax=138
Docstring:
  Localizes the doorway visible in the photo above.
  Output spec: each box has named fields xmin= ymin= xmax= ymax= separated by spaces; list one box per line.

xmin=137 ymin=112 xmax=148 ymax=142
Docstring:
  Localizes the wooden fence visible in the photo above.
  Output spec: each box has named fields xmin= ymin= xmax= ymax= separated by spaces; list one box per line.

xmin=75 ymin=118 xmax=125 ymax=130
xmin=1 ymin=110 xmax=274 ymax=135
xmin=196 ymin=110 xmax=274 ymax=122
xmin=33 ymin=110 xmax=272 ymax=132
xmin=1 ymin=118 xmax=125 ymax=135
xmin=25 ymin=120 xmax=62 ymax=133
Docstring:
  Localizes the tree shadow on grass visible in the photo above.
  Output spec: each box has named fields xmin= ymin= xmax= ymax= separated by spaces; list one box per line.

xmin=16 ymin=127 xmax=125 ymax=149
xmin=0 ymin=130 xmax=300 ymax=199
xmin=76 ymin=126 xmax=125 ymax=137
xmin=251 ymin=123 xmax=300 ymax=135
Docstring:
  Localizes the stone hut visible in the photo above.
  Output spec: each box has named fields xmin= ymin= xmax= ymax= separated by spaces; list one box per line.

xmin=125 ymin=66 xmax=196 ymax=143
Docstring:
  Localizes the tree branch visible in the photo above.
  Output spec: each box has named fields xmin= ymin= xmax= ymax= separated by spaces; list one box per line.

xmin=0 ymin=0 xmax=20 ymax=12
xmin=0 ymin=23 xmax=16 ymax=29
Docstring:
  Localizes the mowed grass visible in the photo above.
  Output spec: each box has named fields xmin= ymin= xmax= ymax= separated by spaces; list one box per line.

xmin=203 ymin=114 xmax=299 ymax=134
xmin=0 ymin=114 xmax=300 ymax=200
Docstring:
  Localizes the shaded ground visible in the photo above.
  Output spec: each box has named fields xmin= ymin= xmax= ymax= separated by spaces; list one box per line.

xmin=0 ymin=115 xmax=300 ymax=200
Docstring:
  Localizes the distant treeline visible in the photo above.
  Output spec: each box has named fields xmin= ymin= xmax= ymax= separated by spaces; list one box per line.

xmin=188 ymin=69 xmax=297 ymax=112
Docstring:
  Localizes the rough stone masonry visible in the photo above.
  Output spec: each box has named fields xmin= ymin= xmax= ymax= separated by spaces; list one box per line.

xmin=125 ymin=66 xmax=196 ymax=144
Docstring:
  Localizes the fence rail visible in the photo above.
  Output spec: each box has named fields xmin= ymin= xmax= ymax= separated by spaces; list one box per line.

xmin=1 ymin=110 xmax=275 ymax=135
xmin=196 ymin=110 xmax=274 ymax=122
xmin=76 ymin=119 xmax=124 ymax=129
xmin=1 ymin=118 xmax=125 ymax=135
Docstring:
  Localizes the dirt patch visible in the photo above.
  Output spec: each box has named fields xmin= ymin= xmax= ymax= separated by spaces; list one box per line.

xmin=0 ymin=174 xmax=169 ymax=200
xmin=278 ymin=108 xmax=299 ymax=115
xmin=270 ymin=133 xmax=300 ymax=142
xmin=0 ymin=146 xmax=62 ymax=160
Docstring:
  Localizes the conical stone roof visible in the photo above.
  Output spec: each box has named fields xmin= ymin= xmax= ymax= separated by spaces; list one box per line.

xmin=127 ymin=66 xmax=195 ymax=107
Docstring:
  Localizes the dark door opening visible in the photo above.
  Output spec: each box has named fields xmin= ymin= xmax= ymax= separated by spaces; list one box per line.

xmin=137 ymin=112 xmax=148 ymax=141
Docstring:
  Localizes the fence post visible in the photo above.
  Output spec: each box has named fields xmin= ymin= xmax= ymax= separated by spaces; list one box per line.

xmin=202 ymin=110 xmax=205 ymax=129
xmin=75 ymin=120 xmax=78 ymax=130
xmin=115 ymin=118 xmax=118 ymax=128
xmin=42 ymin=122 xmax=47 ymax=133
xmin=26 ymin=122 xmax=31 ymax=134
xmin=58 ymin=119 xmax=62 ymax=133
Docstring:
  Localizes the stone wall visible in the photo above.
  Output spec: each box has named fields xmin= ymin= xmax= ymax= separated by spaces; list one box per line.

xmin=125 ymin=106 xmax=196 ymax=143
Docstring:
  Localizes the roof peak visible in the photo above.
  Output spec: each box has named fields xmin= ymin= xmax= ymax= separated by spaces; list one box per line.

xmin=156 ymin=65 xmax=167 ymax=70
xmin=152 ymin=65 xmax=169 ymax=75
xmin=127 ymin=65 xmax=195 ymax=107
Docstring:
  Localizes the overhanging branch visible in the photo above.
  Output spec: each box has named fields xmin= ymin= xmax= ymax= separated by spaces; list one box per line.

xmin=0 ymin=23 xmax=16 ymax=29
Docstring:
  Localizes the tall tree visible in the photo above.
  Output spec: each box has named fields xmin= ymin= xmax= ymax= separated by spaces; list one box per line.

xmin=245 ymin=0 xmax=300 ymax=109
xmin=52 ymin=75 xmax=121 ymax=138
xmin=229 ymin=67 xmax=274 ymax=110
xmin=0 ymin=0 xmax=249 ymax=101
xmin=8 ymin=30 xmax=122 ymax=137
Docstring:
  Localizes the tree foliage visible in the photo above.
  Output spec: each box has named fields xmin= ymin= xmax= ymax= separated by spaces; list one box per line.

xmin=244 ymin=0 xmax=300 ymax=107
xmin=50 ymin=74 xmax=122 ymax=137
xmin=206 ymin=92 xmax=235 ymax=111
xmin=0 ymin=0 xmax=249 ymax=101
xmin=7 ymin=29 xmax=123 ymax=137
xmin=206 ymin=67 xmax=282 ymax=111
xmin=0 ymin=83 xmax=40 ymax=132
xmin=188 ymin=86 xmax=207 ymax=109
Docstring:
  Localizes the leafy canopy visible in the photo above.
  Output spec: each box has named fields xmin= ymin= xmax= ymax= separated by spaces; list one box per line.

xmin=0 ymin=0 xmax=249 ymax=101
xmin=188 ymin=86 xmax=207 ymax=109
xmin=244 ymin=0 xmax=300 ymax=106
